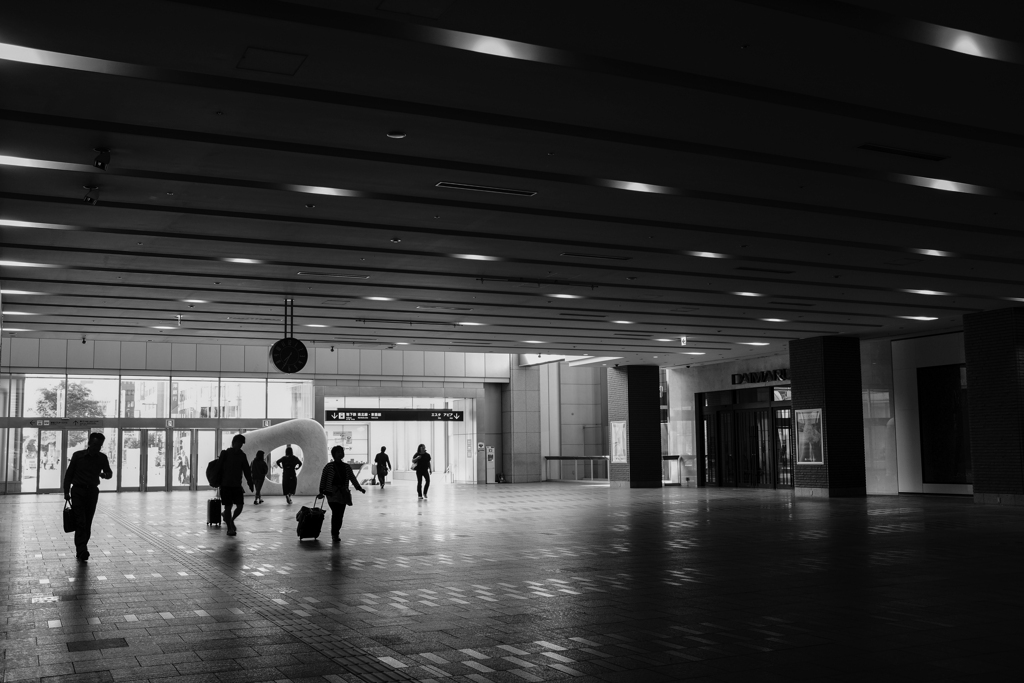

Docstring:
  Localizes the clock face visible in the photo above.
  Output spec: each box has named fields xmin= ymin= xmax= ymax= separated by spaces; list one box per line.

xmin=271 ymin=338 xmax=308 ymax=374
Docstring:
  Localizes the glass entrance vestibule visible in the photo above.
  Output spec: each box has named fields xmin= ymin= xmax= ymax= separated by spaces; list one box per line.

xmin=696 ymin=386 xmax=794 ymax=489
xmin=0 ymin=373 xmax=314 ymax=494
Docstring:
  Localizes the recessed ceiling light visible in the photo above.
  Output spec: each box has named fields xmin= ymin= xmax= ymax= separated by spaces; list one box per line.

xmin=387 ymin=131 xmax=407 ymax=139
xmin=761 ymin=318 xmax=787 ymax=322
xmin=390 ymin=238 xmax=402 ymax=243
xmin=547 ymin=294 xmax=582 ymax=299
xmin=523 ymin=340 xmax=545 ymax=344
xmin=902 ymin=289 xmax=950 ymax=296
xmin=305 ymin=324 xmax=327 ymax=328
xmin=451 ymin=254 xmax=503 ymax=261
xmin=183 ymin=299 xmax=208 ymax=304
xmin=611 ymin=320 xmax=633 ymax=324
xmin=682 ymin=352 xmax=706 ymax=355
xmin=686 ymin=251 xmax=729 ymax=259
xmin=739 ymin=342 xmax=770 ymax=346
xmin=396 ymin=342 xmax=409 ymax=345
xmin=0 ymin=260 xmax=54 ymax=268
xmin=897 ymin=316 xmax=939 ymax=321
xmin=365 ymin=296 xmax=395 ymax=301
xmin=0 ymin=289 xmax=43 ymax=295
xmin=224 ymin=258 xmax=261 ymax=264
xmin=2 ymin=311 xmax=34 ymax=315
xmin=911 ymin=248 xmax=954 ymax=257
xmin=732 ymin=292 xmax=764 ymax=297
xmin=458 ymin=322 xmax=485 ymax=326
xmin=152 ymin=326 xmax=175 ymax=330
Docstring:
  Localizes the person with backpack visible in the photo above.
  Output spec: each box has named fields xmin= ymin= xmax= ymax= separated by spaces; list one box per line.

xmin=318 ymin=445 xmax=366 ymax=542
xmin=63 ymin=432 xmax=113 ymax=561
xmin=412 ymin=443 xmax=432 ymax=500
xmin=275 ymin=447 xmax=302 ymax=504
xmin=373 ymin=446 xmax=391 ymax=489
xmin=251 ymin=451 xmax=269 ymax=505
xmin=219 ymin=434 xmax=254 ymax=536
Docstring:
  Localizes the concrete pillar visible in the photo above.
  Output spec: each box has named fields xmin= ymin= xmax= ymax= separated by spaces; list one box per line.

xmin=964 ymin=307 xmax=1024 ymax=506
xmin=790 ymin=336 xmax=866 ymax=497
xmin=607 ymin=365 xmax=662 ymax=488
xmin=500 ymin=363 xmax=541 ymax=483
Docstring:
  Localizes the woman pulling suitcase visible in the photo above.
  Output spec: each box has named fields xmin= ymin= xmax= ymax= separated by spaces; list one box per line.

xmin=318 ymin=446 xmax=366 ymax=542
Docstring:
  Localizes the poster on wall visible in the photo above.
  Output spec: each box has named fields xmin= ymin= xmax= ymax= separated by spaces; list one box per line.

xmin=795 ymin=408 xmax=824 ymax=464
xmin=611 ymin=421 xmax=627 ymax=463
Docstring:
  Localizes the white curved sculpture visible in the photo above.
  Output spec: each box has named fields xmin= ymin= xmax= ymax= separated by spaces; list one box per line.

xmin=240 ymin=418 xmax=328 ymax=497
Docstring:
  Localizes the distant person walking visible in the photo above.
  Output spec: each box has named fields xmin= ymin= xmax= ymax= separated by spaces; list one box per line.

xmin=63 ymin=433 xmax=113 ymax=561
xmin=252 ymin=451 xmax=268 ymax=505
xmin=318 ymin=446 xmax=366 ymax=542
xmin=276 ymin=447 xmax=302 ymax=504
xmin=220 ymin=434 xmax=254 ymax=536
xmin=412 ymin=444 xmax=432 ymax=500
xmin=373 ymin=446 xmax=391 ymax=489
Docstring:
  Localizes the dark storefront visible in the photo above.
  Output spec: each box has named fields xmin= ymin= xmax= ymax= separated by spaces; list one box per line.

xmin=696 ymin=385 xmax=794 ymax=489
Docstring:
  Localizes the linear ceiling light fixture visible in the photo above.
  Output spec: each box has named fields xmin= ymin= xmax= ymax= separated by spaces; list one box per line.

xmin=523 ymin=340 xmax=545 ymax=343
xmin=224 ymin=257 xmax=262 ymax=264
xmin=611 ymin=320 xmax=633 ymax=324
xmin=897 ymin=315 xmax=939 ymax=321
xmin=547 ymin=294 xmax=583 ymax=299
xmin=364 ymin=296 xmax=395 ymax=301
xmin=761 ymin=318 xmax=787 ymax=322
xmin=0 ymin=289 xmax=44 ymax=295
xmin=738 ymin=342 xmax=770 ymax=346
xmin=0 ymin=218 xmax=75 ymax=230
xmin=2 ymin=311 xmax=35 ymax=315
xmin=183 ymin=299 xmax=208 ymax=304
xmin=451 ymin=254 xmax=503 ymax=261
xmin=436 ymin=181 xmax=536 ymax=197
xmin=732 ymin=292 xmax=764 ymax=297
xmin=902 ymin=289 xmax=951 ymax=296
xmin=305 ymin=324 xmax=328 ymax=328
xmin=297 ymin=272 xmax=370 ymax=279
xmin=560 ymin=252 xmax=632 ymax=261
xmin=457 ymin=322 xmax=485 ymax=326
xmin=2 ymin=328 xmax=31 ymax=332
xmin=0 ymin=260 xmax=55 ymax=268
xmin=682 ymin=352 xmax=706 ymax=355
xmin=910 ymin=248 xmax=955 ymax=257
xmin=686 ymin=251 xmax=729 ymax=259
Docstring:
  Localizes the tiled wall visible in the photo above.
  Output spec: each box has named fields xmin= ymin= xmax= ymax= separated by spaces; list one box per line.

xmin=501 ymin=362 xmax=541 ymax=483
xmin=1 ymin=338 xmax=511 ymax=381
xmin=559 ymin=365 xmax=605 ymax=458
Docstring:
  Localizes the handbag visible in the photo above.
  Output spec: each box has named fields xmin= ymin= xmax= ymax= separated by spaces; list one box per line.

xmin=343 ymin=489 xmax=353 ymax=506
xmin=63 ymin=500 xmax=76 ymax=533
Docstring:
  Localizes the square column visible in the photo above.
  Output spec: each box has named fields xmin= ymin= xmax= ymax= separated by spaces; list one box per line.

xmin=964 ymin=307 xmax=1024 ymax=505
xmin=790 ymin=336 xmax=866 ymax=497
xmin=607 ymin=366 xmax=662 ymax=488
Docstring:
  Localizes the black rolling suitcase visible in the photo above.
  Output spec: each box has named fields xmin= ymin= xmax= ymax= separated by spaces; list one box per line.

xmin=207 ymin=495 xmax=222 ymax=526
xmin=296 ymin=498 xmax=325 ymax=540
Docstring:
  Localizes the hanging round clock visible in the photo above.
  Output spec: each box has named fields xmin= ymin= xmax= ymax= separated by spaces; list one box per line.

xmin=271 ymin=337 xmax=308 ymax=374
xmin=270 ymin=298 xmax=308 ymax=373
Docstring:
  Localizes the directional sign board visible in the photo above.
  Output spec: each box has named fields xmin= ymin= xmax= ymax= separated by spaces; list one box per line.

xmin=325 ymin=409 xmax=463 ymax=422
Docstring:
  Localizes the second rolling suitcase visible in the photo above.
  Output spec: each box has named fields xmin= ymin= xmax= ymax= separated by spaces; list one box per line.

xmin=207 ymin=496 xmax=221 ymax=526
xmin=296 ymin=498 xmax=325 ymax=540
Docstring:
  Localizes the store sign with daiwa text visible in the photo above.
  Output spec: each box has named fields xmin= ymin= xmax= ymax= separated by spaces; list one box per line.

xmin=731 ymin=369 xmax=789 ymax=385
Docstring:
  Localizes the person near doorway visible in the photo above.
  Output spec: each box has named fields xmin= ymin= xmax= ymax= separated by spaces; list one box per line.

xmin=252 ymin=450 xmax=268 ymax=505
xmin=412 ymin=444 xmax=432 ymax=500
xmin=276 ymin=447 xmax=302 ymax=504
xmin=63 ymin=432 xmax=113 ymax=561
xmin=373 ymin=446 xmax=391 ymax=489
xmin=177 ymin=455 xmax=189 ymax=485
xmin=318 ymin=445 xmax=366 ymax=542
xmin=220 ymin=434 xmax=254 ymax=537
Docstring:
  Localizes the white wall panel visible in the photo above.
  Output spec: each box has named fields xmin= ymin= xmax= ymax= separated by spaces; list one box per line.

xmin=196 ymin=345 xmax=220 ymax=372
xmin=94 ymin=341 xmax=120 ymax=369
xmin=424 ymin=352 xmax=444 ymax=377
xmin=220 ymin=345 xmax=244 ymax=373
xmin=403 ymin=351 xmax=424 ymax=376
xmin=172 ymin=344 xmax=197 ymax=372
xmin=10 ymin=338 xmax=39 ymax=367
xmin=382 ymin=350 xmax=403 ymax=375
xmin=41 ymin=339 xmax=69 ymax=368
xmin=244 ymin=346 xmax=268 ymax=373
xmin=315 ymin=347 xmax=337 ymax=374
xmin=147 ymin=343 xmax=172 ymax=371
xmin=444 ymin=352 xmax=466 ymax=377
xmin=360 ymin=350 xmax=382 ymax=375
xmin=485 ymin=353 xmax=511 ymax=378
xmin=465 ymin=353 xmax=485 ymax=378
xmin=121 ymin=342 xmax=146 ymax=369
xmin=337 ymin=349 xmax=359 ymax=374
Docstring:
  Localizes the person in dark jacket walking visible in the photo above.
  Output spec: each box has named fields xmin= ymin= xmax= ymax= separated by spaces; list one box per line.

xmin=220 ymin=434 xmax=254 ymax=536
xmin=373 ymin=446 xmax=391 ymax=489
xmin=318 ymin=446 xmax=366 ymax=542
xmin=251 ymin=451 xmax=268 ymax=505
xmin=412 ymin=443 xmax=432 ymax=500
xmin=275 ymin=447 xmax=302 ymax=504
xmin=63 ymin=433 xmax=113 ymax=561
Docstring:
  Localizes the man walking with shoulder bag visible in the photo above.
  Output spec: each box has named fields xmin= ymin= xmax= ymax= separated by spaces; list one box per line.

xmin=63 ymin=432 xmax=113 ymax=561
xmin=219 ymin=434 xmax=254 ymax=537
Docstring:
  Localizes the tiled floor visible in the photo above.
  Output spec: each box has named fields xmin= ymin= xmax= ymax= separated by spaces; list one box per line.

xmin=2 ymin=483 xmax=1022 ymax=682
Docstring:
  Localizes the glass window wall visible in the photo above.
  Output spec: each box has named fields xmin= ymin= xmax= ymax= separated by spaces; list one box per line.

xmin=172 ymin=379 xmax=219 ymax=418
xmin=67 ymin=376 xmax=120 ymax=418
xmin=121 ymin=377 xmax=170 ymax=418
xmin=220 ymin=379 xmax=266 ymax=419
xmin=268 ymin=380 xmax=313 ymax=419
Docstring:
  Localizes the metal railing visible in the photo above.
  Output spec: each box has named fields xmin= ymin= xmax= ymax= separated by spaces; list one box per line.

xmin=545 ymin=456 xmax=609 ymax=482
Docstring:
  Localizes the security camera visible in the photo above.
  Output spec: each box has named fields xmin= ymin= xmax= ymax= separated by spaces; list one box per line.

xmin=686 ymin=365 xmax=691 ymax=369
xmin=82 ymin=185 xmax=99 ymax=205
xmin=82 ymin=338 xmax=87 ymax=345
xmin=93 ymin=148 xmax=111 ymax=170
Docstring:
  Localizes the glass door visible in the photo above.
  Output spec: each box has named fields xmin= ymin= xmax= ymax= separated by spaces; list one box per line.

xmin=171 ymin=430 xmax=194 ymax=490
xmin=774 ymin=409 xmax=794 ymax=488
xmin=121 ymin=430 xmax=143 ymax=490
xmin=145 ymin=430 xmax=167 ymax=492
xmin=37 ymin=430 xmax=65 ymax=493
